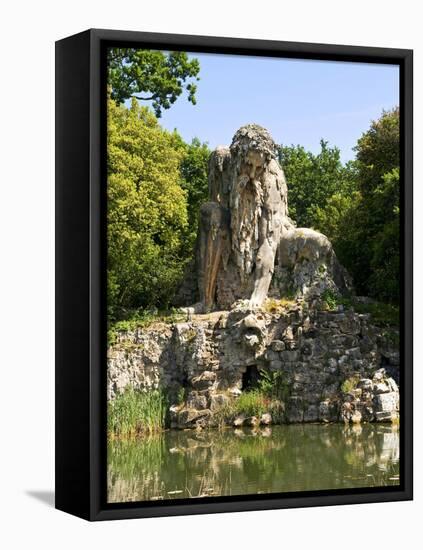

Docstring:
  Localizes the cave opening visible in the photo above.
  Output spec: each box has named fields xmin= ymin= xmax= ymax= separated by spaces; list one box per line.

xmin=242 ymin=365 xmax=260 ymax=391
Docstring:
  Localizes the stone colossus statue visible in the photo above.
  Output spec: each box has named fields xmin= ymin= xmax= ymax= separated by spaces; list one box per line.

xmin=196 ymin=124 xmax=351 ymax=311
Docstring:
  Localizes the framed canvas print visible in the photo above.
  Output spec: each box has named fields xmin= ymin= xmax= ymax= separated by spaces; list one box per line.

xmin=55 ymin=29 xmax=413 ymax=521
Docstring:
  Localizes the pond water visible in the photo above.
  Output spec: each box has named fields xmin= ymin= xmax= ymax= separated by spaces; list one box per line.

xmin=107 ymin=423 xmax=400 ymax=503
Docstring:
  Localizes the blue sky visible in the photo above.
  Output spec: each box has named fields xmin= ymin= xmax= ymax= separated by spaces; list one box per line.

xmin=156 ymin=53 xmax=399 ymax=163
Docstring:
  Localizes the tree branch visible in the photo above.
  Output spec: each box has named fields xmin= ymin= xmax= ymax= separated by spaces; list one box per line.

xmin=133 ymin=95 xmax=156 ymax=101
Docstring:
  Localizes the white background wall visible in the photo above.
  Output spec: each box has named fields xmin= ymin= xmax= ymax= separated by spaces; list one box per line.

xmin=0 ymin=1 xmax=420 ymax=547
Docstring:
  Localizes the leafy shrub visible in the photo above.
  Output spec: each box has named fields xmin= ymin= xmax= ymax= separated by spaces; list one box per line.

xmin=321 ymin=289 xmax=339 ymax=311
xmin=341 ymin=376 xmax=360 ymax=394
xmin=258 ymin=370 xmax=288 ymax=400
xmin=352 ymin=301 xmax=399 ymax=326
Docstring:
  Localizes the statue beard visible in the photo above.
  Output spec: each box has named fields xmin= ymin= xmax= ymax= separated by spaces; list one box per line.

xmin=230 ymin=171 xmax=264 ymax=279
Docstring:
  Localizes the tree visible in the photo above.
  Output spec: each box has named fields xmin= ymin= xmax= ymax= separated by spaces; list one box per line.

xmin=313 ymin=191 xmax=360 ymax=245
xmin=179 ymin=138 xmax=210 ymax=251
xmin=367 ymin=171 xmax=400 ymax=301
xmin=279 ymin=140 xmax=355 ymax=229
xmin=314 ymin=109 xmax=400 ymax=303
xmin=347 ymin=109 xmax=400 ymax=302
xmin=107 ymin=98 xmax=189 ymax=317
xmin=108 ymin=48 xmax=200 ymax=117
xmin=355 ymin=107 xmax=400 ymax=197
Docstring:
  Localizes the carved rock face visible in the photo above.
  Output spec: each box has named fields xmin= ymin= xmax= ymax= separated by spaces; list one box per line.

xmin=228 ymin=126 xmax=290 ymax=289
xmin=196 ymin=124 xmax=351 ymax=311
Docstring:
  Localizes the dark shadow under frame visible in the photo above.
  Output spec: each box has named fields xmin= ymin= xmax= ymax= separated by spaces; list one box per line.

xmin=55 ymin=28 xmax=413 ymax=521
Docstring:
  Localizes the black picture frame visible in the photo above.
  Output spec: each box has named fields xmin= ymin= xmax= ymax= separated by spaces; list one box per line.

xmin=55 ymin=28 xmax=413 ymax=521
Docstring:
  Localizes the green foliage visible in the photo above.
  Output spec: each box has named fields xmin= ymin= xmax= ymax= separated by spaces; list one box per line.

xmin=279 ymin=140 xmax=356 ymax=229
xmin=317 ymin=292 xmax=399 ymax=326
xmin=355 ymin=108 xmax=400 ymax=197
xmin=107 ymin=308 xmax=186 ymax=345
xmin=320 ymin=289 xmax=340 ymax=311
xmin=179 ymin=138 xmax=210 ymax=251
xmin=215 ymin=389 xmax=285 ymax=426
xmin=258 ymin=370 xmax=288 ymax=400
xmin=107 ymin=93 xmax=210 ymax=320
xmin=351 ymin=301 xmax=399 ymax=326
xmin=313 ymin=191 xmax=360 ymax=245
xmin=214 ymin=371 xmax=288 ymax=426
xmin=366 ymin=168 xmax=400 ymax=302
xmin=108 ymin=388 xmax=168 ymax=438
xmin=341 ymin=375 xmax=360 ymax=394
xmin=338 ymin=109 xmax=400 ymax=302
xmin=108 ymin=48 xmax=200 ymax=117
xmin=232 ymin=390 xmax=268 ymax=418
xmin=107 ymin=98 xmax=190 ymax=318
xmin=381 ymin=328 xmax=400 ymax=347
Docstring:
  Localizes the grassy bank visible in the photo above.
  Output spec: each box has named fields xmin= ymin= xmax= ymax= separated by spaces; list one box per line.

xmin=216 ymin=391 xmax=285 ymax=426
xmin=215 ymin=371 xmax=287 ymax=426
xmin=320 ymin=290 xmax=399 ymax=326
xmin=108 ymin=388 xmax=168 ymax=439
xmin=108 ymin=308 xmax=185 ymax=345
xmin=108 ymin=369 xmax=288 ymax=437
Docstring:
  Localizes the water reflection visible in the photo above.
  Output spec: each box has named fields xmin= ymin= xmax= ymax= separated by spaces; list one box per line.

xmin=107 ymin=424 xmax=399 ymax=503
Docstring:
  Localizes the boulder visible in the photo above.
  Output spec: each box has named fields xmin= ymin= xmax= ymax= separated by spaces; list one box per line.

xmin=375 ymin=411 xmax=399 ymax=422
xmin=351 ymin=410 xmax=362 ymax=424
xmin=172 ymin=408 xmax=212 ymax=429
xmin=260 ymin=413 xmax=272 ymax=425
xmin=357 ymin=378 xmax=373 ymax=391
xmin=233 ymin=415 xmax=245 ymax=427
xmin=373 ymin=368 xmax=386 ymax=382
xmin=186 ymin=392 xmax=208 ymax=410
xmin=373 ymin=382 xmax=391 ymax=394
xmin=374 ymin=392 xmax=399 ymax=413
xmin=387 ymin=377 xmax=399 ymax=392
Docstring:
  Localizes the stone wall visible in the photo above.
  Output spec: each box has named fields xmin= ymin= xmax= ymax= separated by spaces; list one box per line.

xmin=108 ymin=303 xmax=399 ymax=428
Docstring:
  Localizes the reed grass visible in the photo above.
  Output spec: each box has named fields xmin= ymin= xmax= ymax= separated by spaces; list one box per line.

xmin=108 ymin=387 xmax=168 ymax=438
xmin=233 ymin=390 xmax=268 ymax=418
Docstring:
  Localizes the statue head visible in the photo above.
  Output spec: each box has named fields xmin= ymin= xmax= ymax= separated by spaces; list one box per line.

xmin=230 ymin=124 xmax=278 ymax=178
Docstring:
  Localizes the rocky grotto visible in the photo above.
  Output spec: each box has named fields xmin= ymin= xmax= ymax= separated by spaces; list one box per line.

xmin=107 ymin=124 xmax=400 ymax=429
